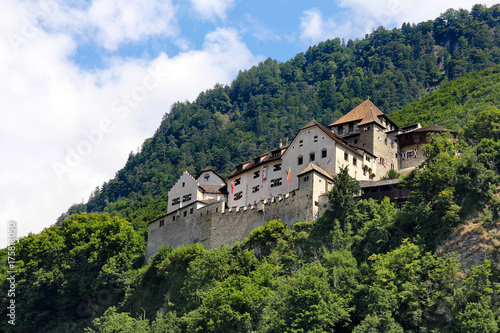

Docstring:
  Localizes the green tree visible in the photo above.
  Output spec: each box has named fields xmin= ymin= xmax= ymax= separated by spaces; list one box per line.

xmin=462 ymin=105 xmax=500 ymax=143
xmin=399 ymin=133 xmax=461 ymax=250
xmin=84 ymin=307 xmax=150 ymax=333
xmin=0 ymin=213 xmax=144 ymax=333
xmin=328 ymin=166 xmax=361 ymax=224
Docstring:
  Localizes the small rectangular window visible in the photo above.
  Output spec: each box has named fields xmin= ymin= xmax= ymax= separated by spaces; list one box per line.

xmin=321 ymin=149 xmax=327 ymax=158
xmin=344 ymin=152 xmax=348 ymax=161
xmin=159 ymin=219 xmax=164 ymax=227
xmin=299 ymin=140 xmax=304 ymax=147
xmin=235 ymin=178 xmax=241 ymax=186
xmin=270 ymin=178 xmax=282 ymax=187
xmin=314 ymin=135 xmax=318 ymax=142
xmin=273 ymin=164 xmax=282 ymax=171
xmin=338 ymin=126 xmax=343 ymax=135
xmin=253 ymin=171 xmax=260 ymax=179
xmin=183 ymin=211 xmax=187 ymax=217
xmin=252 ymin=185 xmax=260 ymax=193
xmin=298 ymin=156 xmax=303 ymax=165
xmin=310 ymin=153 xmax=315 ymax=162
xmin=353 ymin=157 xmax=357 ymax=166
xmin=182 ymin=194 xmax=192 ymax=202
xmin=172 ymin=197 xmax=180 ymax=205
xmin=190 ymin=208 xmax=193 ymax=214
xmin=234 ymin=191 xmax=243 ymax=200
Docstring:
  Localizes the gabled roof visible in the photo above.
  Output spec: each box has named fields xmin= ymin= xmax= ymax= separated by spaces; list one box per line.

xmin=297 ymin=163 xmax=333 ymax=180
xmin=195 ymin=166 xmax=225 ymax=182
xmin=228 ymin=145 xmax=289 ymax=179
xmin=330 ymin=100 xmax=385 ymax=127
xmin=297 ymin=120 xmax=361 ymax=156
xmin=357 ymin=104 xmax=385 ymax=128
xmin=199 ymin=185 xmax=227 ymax=195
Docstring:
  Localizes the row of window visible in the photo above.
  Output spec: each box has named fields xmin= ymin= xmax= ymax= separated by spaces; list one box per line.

xmin=344 ymin=152 xmax=358 ymax=166
xmin=233 ymin=177 xmax=283 ymax=200
xmin=299 ymin=135 xmax=321 ymax=147
xmin=298 ymin=149 xmax=327 ymax=165
xmin=238 ymin=163 xmax=283 ymax=185
xmin=171 ymin=194 xmax=192 ymax=205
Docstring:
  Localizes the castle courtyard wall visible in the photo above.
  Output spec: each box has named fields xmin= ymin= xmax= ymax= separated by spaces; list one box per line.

xmin=145 ymin=182 xmax=316 ymax=261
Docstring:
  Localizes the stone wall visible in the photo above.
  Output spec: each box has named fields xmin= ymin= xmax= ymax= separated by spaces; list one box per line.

xmin=145 ymin=179 xmax=318 ymax=261
xmin=400 ymin=142 xmax=426 ymax=169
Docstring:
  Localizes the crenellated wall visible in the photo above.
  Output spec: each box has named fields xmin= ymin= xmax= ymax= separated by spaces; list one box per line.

xmin=145 ymin=175 xmax=328 ymax=261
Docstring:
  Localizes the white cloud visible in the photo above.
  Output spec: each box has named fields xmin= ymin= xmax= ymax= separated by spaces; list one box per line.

xmin=299 ymin=8 xmax=350 ymax=45
xmin=0 ymin=1 xmax=259 ymax=248
xmin=34 ymin=0 xmax=179 ymax=50
xmin=190 ymin=0 xmax=234 ymax=21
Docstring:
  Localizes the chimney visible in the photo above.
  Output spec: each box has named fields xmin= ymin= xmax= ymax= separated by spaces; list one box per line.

xmin=279 ymin=139 xmax=283 ymax=148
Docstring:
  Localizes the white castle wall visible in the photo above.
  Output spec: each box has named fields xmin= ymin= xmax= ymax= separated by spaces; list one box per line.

xmin=145 ymin=178 xmax=323 ymax=261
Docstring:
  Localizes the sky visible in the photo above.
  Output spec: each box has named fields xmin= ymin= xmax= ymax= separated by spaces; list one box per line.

xmin=1 ymin=0 xmax=499 ymax=248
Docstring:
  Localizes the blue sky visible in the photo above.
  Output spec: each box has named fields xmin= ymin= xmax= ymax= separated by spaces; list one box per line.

xmin=1 ymin=0 xmax=498 ymax=247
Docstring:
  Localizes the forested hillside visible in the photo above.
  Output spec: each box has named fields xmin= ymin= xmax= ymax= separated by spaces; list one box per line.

xmin=57 ymin=4 xmax=500 ymax=239
xmin=390 ymin=65 xmax=500 ymax=130
xmin=2 ymin=109 xmax=500 ymax=331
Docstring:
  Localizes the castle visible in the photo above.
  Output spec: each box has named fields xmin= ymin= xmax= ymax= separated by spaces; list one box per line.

xmin=145 ymin=100 xmax=457 ymax=260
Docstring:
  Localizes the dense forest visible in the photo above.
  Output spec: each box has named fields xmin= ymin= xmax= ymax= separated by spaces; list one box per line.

xmin=1 ymin=109 xmax=500 ymax=331
xmin=58 ymin=4 xmax=500 ymax=240
xmin=3 ymin=4 xmax=500 ymax=332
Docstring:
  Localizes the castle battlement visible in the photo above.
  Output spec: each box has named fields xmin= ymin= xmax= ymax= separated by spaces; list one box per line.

xmin=145 ymin=172 xmax=330 ymax=261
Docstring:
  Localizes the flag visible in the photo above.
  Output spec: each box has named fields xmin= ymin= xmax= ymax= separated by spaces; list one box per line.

xmin=413 ymin=148 xmax=418 ymax=158
xmin=262 ymin=167 xmax=266 ymax=182
xmin=231 ymin=183 xmax=234 ymax=194
xmin=287 ymin=167 xmax=291 ymax=182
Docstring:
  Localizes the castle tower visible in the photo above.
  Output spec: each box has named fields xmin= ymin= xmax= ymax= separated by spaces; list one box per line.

xmin=329 ymin=100 xmax=400 ymax=178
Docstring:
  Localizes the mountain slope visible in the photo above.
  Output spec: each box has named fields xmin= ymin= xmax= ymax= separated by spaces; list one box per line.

xmin=59 ymin=4 xmax=500 ymax=236
xmin=389 ymin=65 xmax=500 ymax=130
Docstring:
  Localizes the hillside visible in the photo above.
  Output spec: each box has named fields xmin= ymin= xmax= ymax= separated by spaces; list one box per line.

xmin=57 ymin=4 xmax=500 ymax=238
xmin=2 ymin=124 xmax=500 ymax=331
xmin=390 ymin=65 xmax=500 ymax=130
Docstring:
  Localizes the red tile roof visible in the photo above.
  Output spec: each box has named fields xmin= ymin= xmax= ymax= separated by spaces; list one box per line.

xmin=297 ymin=163 xmax=333 ymax=180
xmin=199 ymin=185 xmax=226 ymax=194
xmin=330 ymin=100 xmax=385 ymax=127
xmin=228 ymin=145 xmax=288 ymax=179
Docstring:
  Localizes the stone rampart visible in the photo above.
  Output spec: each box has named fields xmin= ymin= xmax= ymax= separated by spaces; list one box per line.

xmin=145 ymin=182 xmax=317 ymax=261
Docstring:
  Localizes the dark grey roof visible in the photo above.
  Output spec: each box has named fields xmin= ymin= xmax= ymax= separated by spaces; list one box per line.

xmin=358 ymin=178 xmax=402 ymax=188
